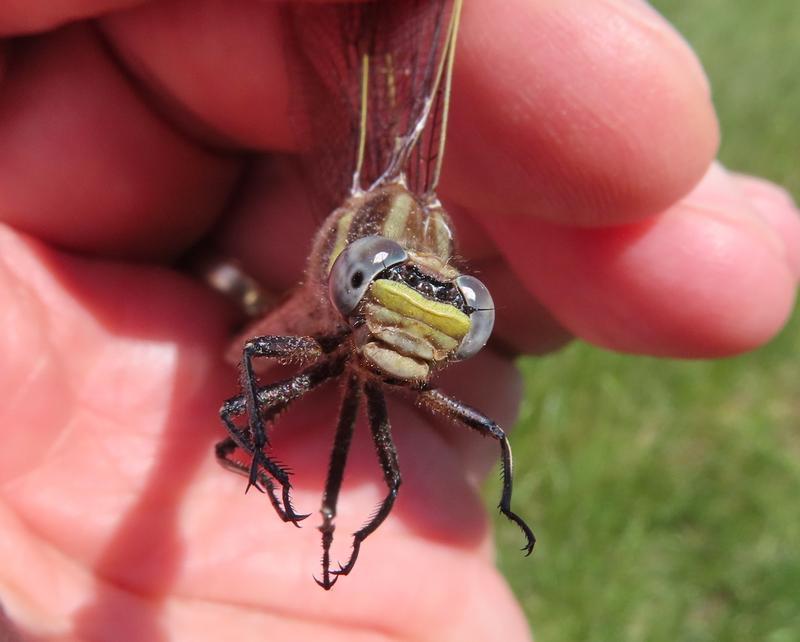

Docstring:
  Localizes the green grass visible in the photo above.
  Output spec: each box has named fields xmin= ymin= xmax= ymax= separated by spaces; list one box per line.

xmin=494 ymin=2 xmax=800 ymax=640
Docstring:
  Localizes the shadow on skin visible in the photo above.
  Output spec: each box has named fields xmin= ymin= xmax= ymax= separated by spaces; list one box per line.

xmin=24 ymin=241 xmax=232 ymax=641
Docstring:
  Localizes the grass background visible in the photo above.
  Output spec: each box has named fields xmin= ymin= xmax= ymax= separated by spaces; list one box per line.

xmin=493 ymin=1 xmax=800 ymax=640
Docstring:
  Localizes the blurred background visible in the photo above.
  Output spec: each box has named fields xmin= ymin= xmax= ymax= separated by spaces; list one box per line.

xmin=492 ymin=1 xmax=800 ymax=640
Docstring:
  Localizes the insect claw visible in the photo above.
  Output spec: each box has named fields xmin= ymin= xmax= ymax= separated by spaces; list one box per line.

xmin=246 ymin=458 xmax=263 ymax=493
xmin=331 ymin=542 xmax=359 ymax=576
xmin=313 ymin=574 xmax=338 ymax=590
xmin=504 ymin=510 xmax=536 ymax=556
xmin=281 ymin=486 xmax=310 ymax=526
xmin=287 ymin=513 xmax=310 ymax=528
xmin=281 ymin=495 xmax=310 ymax=527
xmin=244 ymin=479 xmax=264 ymax=495
xmin=523 ymin=535 xmax=536 ymax=556
xmin=521 ymin=527 xmax=536 ymax=555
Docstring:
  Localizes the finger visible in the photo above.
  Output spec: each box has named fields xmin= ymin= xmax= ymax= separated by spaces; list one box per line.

xmin=483 ymin=163 xmax=798 ymax=357
xmin=443 ymin=0 xmax=718 ymax=225
xmin=0 ymin=0 xmax=147 ymax=36
xmin=100 ymin=0 xmax=295 ymax=150
xmin=0 ymin=25 xmax=239 ymax=259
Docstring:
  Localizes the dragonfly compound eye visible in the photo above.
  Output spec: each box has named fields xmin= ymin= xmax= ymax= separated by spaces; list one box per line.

xmin=329 ymin=235 xmax=408 ymax=317
xmin=454 ymin=274 xmax=495 ymax=360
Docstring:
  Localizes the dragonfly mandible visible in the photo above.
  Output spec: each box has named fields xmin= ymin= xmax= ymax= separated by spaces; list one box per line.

xmin=216 ymin=0 xmax=535 ymax=590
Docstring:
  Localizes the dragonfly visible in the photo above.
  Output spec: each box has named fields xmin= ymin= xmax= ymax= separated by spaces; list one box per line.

xmin=215 ymin=0 xmax=535 ymax=590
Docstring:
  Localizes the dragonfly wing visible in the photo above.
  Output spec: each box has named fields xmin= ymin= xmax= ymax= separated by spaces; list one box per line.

xmin=284 ymin=0 xmax=457 ymax=218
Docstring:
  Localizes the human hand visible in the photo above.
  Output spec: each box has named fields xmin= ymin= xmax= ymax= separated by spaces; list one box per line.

xmin=1 ymin=1 xmax=798 ymax=641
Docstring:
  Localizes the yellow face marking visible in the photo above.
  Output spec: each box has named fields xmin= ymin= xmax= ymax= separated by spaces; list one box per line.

xmin=365 ymin=303 xmax=460 ymax=353
xmin=382 ymin=192 xmax=413 ymax=242
xmin=369 ymin=279 xmax=470 ymax=340
xmin=362 ymin=342 xmax=429 ymax=381
xmin=326 ymin=211 xmax=355 ymax=273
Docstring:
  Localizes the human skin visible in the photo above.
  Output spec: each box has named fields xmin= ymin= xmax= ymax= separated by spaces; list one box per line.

xmin=0 ymin=1 xmax=798 ymax=641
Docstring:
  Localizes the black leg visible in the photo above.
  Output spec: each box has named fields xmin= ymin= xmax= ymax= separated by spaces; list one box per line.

xmin=218 ymin=406 xmax=308 ymax=524
xmin=333 ymin=380 xmax=402 ymax=577
xmin=315 ymin=374 xmax=361 ymax=590
xmin=219 ymin=354 xmax=347 ymax=525
xmin=416 ymin=388 xmax=536 ymax=555
xmin=215 ymin=437 xmax=289 ymax=521
xmin=240 ymin=336 xmax=325 ymax=493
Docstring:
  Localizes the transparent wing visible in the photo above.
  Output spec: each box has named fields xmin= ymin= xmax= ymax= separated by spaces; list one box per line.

xmin=284 ymin=0 xmax=457 ymax=219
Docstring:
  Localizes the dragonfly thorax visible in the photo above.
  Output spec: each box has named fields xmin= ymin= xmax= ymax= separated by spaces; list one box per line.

xmin=321 ymin=182 xmax=457 ymax=280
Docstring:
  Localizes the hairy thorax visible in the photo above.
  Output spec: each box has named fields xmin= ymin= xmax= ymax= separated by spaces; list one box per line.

xmin=315 ymin=181 xmax=472 ymax=383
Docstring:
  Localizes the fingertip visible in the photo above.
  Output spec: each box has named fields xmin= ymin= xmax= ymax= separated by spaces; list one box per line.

xmin=486 ymin=164 xmax=797 ymax=357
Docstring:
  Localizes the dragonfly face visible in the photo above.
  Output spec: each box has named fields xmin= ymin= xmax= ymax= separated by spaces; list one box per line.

xmin=324 ymin=182 xmax=495 ymax=383
xmin=216 ymin=0 xmax=534 ymax=590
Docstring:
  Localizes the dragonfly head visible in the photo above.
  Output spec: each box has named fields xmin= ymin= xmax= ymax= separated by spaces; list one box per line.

xmin=328 ymin=234 xmax=495 ymax=383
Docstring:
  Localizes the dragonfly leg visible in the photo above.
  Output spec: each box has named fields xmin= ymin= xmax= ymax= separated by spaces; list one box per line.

xmin=416 ymin=389 xmax=536 ymax=555
xmin=219 ymin=355 xmax=347 ymax=525
xmin=315 ymin=374 xmax=361 ymax=590
xmin=219 ymin=394 xmax=308 ymax=524
xmin=333 ymin=380 xmax=401 ymax=577
xmin=240 ymin=336 xmax=324 ymax=492
xmin=215 ymin=437 xmax=289 ymax=521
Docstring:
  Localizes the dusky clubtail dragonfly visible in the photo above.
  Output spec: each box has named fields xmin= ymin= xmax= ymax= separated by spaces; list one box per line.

xmin=216 ymin=0 xmax=535 ymax=590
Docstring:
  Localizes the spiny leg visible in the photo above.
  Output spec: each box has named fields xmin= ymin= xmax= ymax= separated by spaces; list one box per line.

xmin=219 ymin=400 xmax=305 ymax=524
xmin=215 ymin=437 xmax=288 ymax=521
xmin=219 ymin=354 xmax=347 ymax=524
xmin=416 ymin=389 xmax=535 ymax=555
xmin=315 ymin=374 xmax=361 ymax=590
xmin=240 ymin=336 xmax=325 ymax=492
xmin=333 ymin=380 xmax=401 ymax=577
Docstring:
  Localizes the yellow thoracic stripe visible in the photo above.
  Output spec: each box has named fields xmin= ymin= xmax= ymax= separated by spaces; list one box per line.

xmin=382 ymin=191 xmax=413 ymax=241
xmin=369 ymin=279 xmax=470 ymax=339
xmin=327 ymin=211 xmax=355 ymax=273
